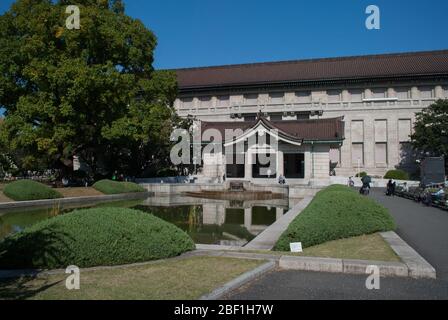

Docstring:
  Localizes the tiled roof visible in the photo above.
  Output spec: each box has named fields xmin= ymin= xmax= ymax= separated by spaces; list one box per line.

xmin=176 ymin=50 xmax=448 ymax=89
xmin=201 ymin=116 xmax=345 ymax=143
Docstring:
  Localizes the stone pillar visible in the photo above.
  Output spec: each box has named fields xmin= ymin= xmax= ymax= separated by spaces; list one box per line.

xmin=364 ymin=89 xmax=372 ymax=99
xmin=245 ymin=152 xmax=253 ymax=180
xmin=244 ymin=208 xmax=252 ymax=231
xmin=277 ymin=150 xmax=284 ymax=178
xmin=411 ymin=87 xmax=420 ymax=100
xmin=342 ymin=90 xmax=350 ymax=102
xmin=276 ymin=207 xmax=284 ymax=220
xmin=387 ymin=88 xmax=396 ymax=98
xmin=435 ymin=85 xmax=444 ymax=99
xmin=364 ymin=119 xmax=375 ymax=168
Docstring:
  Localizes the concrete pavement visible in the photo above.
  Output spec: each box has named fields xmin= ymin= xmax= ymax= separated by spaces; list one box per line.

xmin=370 ymin=189 xmax=448 ymax=280
xmin=227 ymin=270 xmax=448 ymax=300
xmin=226 ymin=188 xmax=448 ymax=299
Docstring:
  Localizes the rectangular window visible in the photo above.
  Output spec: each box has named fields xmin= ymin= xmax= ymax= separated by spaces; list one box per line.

xmin=327 ymin=90 xmax=341 ymax=102
xmin=374 ymin=120 xmax=388 ymax=142
xmin=269 ymin=92 xmax=284 ymax=104
xmin=372 ymin=88 xmax=387 ymax=99
xmin=295 ymin=91 xmax=311 ymax=103
xmin=216 ymin=95 xmax=230 ymax=107
xmin=244 ymin=94 xmax=258 ymax=105
xmin=398 ymin=119 xmax=412 ymax=142
xmin=252 ymin=154 xmax=277 ymax=179
xmin=181 ymin=97 xmax=193 ymax=108
xmin=419 ymin=86 xmax=433 ymax=99
xmin=352 ymin=143 xmax=364 ymax=166
xmin=349 ymin=89 xmax=363 ymax=101
xmin=351 ymin=120 xmax=364 ymax=143
xmin=269 ymin=114 xmax=283 ymax=121
xmin=244 ymin=115 xmax=256 ymax=122
xmin=395 ymin=87 xmax=410 ymax=100
xmin=199 ymin=96 xmax=211 ymax=108
xmin=375 ymin=143 xmax=388 ymax=166
xmin=226 ymin=153 xmax=245 ymax=178
xmin=296 ymin=113 xmax=310 ymax=120
xmin=284 ymin=153 xmax=305 ymax=179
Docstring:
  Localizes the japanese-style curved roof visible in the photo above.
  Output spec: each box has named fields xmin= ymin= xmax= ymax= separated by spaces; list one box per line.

xmin=201 ymin=115 xmax=345 ymax=145
xmin=175 ymin=50 xmax=448 ymax=91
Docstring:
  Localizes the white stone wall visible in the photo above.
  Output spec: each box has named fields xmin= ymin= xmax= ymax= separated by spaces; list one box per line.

xmin=178 ymin=83 xmax=448 ymax=177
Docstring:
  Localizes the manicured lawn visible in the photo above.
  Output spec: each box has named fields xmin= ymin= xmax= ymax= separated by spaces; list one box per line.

xmin=0 ymin=256 xmax=264 ymax=300
xmin=55 ymin=187 xmax=104 ymax=198
xmin=283 ymin=233 xmax=400 ymax=261
xmin=243 ymin=233 xmax=400 ymax=262
xmin=275 ymin=185 xmax=396 ymax=250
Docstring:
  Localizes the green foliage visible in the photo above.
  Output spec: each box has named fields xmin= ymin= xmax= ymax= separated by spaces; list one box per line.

xmin=274 ymin=185 xmax=396 ymax=250
xmin=411 ymin=99 xmax=448 ymax=169
xmin=0 ymin=0 xmax=179 ymax=177
xmin=93 ymin=179 xmax=145 ymax=194
xmin=0 ymin=207 xmax=195 ymax=269
xmin=3 ymin=180 xmax=62 ymax=201
xmin=384 ymin=170 xmax=410 ymax=180
xmin=355 ymin=172 xmax=368 ymax=178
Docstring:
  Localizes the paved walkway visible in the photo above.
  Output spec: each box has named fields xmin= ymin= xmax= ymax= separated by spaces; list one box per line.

xmin=227 ymin=270 xmax=448 ymax=300
xmin=370 ymin=189 xmax=448 ymax=280
xmin=227 ymin=188 xmax=448 ymax=299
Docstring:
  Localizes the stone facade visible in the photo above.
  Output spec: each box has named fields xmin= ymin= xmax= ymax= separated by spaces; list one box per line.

xmin=175 ymin=84 xmax=448 ymax=178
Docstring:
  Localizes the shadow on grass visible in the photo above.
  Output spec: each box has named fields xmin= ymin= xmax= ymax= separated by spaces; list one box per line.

xmin=0 ymin=276 xmax=62 ymax=300
xmin=0 ymin=224 xmax=74 ymax=270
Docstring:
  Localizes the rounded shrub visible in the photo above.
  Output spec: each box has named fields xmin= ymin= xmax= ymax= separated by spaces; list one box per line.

xmin=3 ymin=180 xmax=62 ymax=201
xmin=384 ymin=170 xmax=409 ymax=181
xmin=355 ymin=172 xmax=368 ymax=178
xmin=93 ymin=179 xmax=145 ymax=194
xmin=0 ymin=207 xmax=195 ymax=269
xmin=274 ymin=187 xmax=396 ymax=251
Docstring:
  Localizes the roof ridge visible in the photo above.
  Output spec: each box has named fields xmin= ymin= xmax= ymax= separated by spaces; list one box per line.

xmin=171 ymin=49 xmax=448 ymax=72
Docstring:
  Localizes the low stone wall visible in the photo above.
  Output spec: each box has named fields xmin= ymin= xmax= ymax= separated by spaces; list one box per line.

xmin=141 ymin=182 xmax=314 ymax=199
xmin=0 ymin=192 xmax=151 ymax=213
xmin=330 ymin=176 xmax=420 ymax=188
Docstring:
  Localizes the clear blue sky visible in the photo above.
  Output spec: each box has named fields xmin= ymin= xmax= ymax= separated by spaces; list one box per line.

xmin=0 ymin=0 xmax=447 ymax=69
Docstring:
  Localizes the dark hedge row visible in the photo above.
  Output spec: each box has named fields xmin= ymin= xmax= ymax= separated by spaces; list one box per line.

xmin=0 ymin=207 xmax=195 ymax=269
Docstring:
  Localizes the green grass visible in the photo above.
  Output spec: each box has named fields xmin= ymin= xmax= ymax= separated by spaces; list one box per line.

xmin=274 ymin=185 xmax=396 ymax=250
xmin=0 ymin=256 xmax=263 ymax=300
xmin=0 ymin=207 xmax=195 ymax=269
xmin=3 ymin=180 xmax=62 ymax=201
xmin=92 ymin=179 xmax=145 ymax=194
xmin=269 ymin=233 xmax=400 ymax=261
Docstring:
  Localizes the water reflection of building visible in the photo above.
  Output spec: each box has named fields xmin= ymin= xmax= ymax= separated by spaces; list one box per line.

xmin=142 ymin=195 xmax=289 ymax=237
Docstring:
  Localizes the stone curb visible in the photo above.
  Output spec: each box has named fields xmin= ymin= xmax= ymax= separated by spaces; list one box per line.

xmin=199 ymin=261 xmax=276 ymax=300
xmin=380 ymin=231 xmax=436 ymax=279
xmin=195 ymin=245 xmax=415 ymax=279
xmin=0 ymin=192 xmax=151 ymax=212
xmin=278 ymin=256 xmax=410 ymax=277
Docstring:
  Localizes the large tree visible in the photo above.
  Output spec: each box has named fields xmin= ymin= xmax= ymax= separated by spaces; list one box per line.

xmin=410 ymin=99 xmax=448 ymax=169
xmin=0 ymin=0 xmax=180 ymax=178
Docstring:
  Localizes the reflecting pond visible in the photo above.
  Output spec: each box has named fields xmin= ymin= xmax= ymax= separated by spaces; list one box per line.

xmin=0 ymin=195 xmax=295 ymax=246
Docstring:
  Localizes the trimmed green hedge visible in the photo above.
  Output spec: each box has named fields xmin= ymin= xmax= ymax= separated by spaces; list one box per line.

xmin=93 ymin=179 xmax=145 ymax=194
xmin=355 ymin=171 xmax=368 ymax=178
xmin=384 ymin=170 xmax=409 ymax=181
xmin=3 ymin=180 xmax=62 ymax=201
xmin=0 ymin=207 xmax=195 ymax=269
xmin=274 ymin=185 xmax=396 ymax=250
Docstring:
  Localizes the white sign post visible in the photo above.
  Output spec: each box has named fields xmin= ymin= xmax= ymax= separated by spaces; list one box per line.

xmin=290 ymin=242 xmax=303 ymax=253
